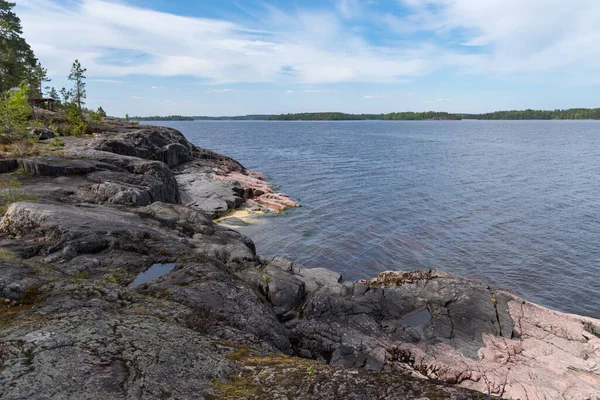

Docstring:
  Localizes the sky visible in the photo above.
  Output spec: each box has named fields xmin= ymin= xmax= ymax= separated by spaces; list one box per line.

xmin=14 ymin=0 xmax=600 ymax=117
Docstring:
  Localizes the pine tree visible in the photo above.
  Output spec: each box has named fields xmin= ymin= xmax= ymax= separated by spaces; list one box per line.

xmin=0 ymin=1 xmax=38 ymax=92
xmin=59 ymin=87 xmax=72 ymax=104
xmin=47 ymin=87 xmax=59 ymax=101
xmin=67 ymin=59 xmax=86 ymax=115
xmin=27 ymin=61 xmax=49 ymax=98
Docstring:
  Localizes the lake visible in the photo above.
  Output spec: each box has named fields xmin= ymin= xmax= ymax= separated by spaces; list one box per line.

xmin=145 ymin=120 xmax=600 ymax=318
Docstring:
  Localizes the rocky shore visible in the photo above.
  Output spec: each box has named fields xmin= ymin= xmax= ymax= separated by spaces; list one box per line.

xmin=0 ymin=120 xmax=599 ymax=399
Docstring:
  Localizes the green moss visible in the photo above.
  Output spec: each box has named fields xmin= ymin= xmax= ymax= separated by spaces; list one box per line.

xmin=71 ymin=271 xmax=89 ymax=280
xmin=102 ymin=269 xmax=133 ymax=285
xmin=0 ymin=248 xmax=18 ymax=262
xmin=22 ymin=284 xmax=43 ymax=305
xmin=224 ymin=347 xmax=250 ymax=361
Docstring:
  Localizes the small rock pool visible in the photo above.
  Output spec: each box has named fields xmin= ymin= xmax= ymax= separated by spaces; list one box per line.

xmin=129 ymin=263 xmax=176 ymax=286
xmin=401 ymin=308 xmax=432 ymax=327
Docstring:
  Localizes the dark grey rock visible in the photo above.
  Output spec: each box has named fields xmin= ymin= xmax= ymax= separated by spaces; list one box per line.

xmin=0 ymin=160 xmax=18 ymax=174
xmin=0 ymin=120 xmax=506 ymax=399
xmin=87 ymin=170 xmax=174 ymax=206
xmin=91 ymin=126 xmax=194 ymax=167
xmin=177 ymin=175 xmax=244 ymax=218
xmin=27 ymin=127 xmax=55 ymax=140
xmin=17 ymin=157 xmax=117 ymax=176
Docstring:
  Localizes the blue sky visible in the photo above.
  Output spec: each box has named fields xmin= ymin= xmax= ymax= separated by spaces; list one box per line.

xmin=15 ymin=0 xmax=600 ymax=116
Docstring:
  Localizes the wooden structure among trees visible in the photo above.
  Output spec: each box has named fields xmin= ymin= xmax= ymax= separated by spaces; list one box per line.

xmin=29 ymin=98 xmax=56 ymax=111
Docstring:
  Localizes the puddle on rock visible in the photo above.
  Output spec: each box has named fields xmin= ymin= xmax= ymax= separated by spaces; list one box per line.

xmin=129 ymin=263 xmax=176 ymax=286
xmin=401 ymin=308 xmax=432 ymax=327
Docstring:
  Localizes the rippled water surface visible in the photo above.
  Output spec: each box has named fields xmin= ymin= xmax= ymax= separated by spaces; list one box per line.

xmin=147 ymin=120 xmax=600 ymax=318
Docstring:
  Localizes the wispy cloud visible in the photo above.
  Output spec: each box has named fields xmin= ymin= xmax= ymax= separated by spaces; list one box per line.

xmin=302 ymin=89 xmax=337 ymax=93
xmin=427 ymin=97 xmax=451 ymax=103
xmin=364 ymin=94 xmax=391 ymax=99
xmin=15 ymin=0 xmax=600 ymax=88
xmin=131 ymin=96 xmax=145 ymax=99
xmin=89 ymin=78 xmax=122 ymax=84
xmin=150 ymin=85 xmax=164 ymax=89
xmin=205 ymin=88 xmax=237 ymax=93
xmin=13 ymin=0 xmax=458 ymax=84
xmin=284 ymin=90 xmax=294 ymax=94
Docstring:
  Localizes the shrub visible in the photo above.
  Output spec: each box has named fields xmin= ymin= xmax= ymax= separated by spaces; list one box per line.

xmin=0 ymin=84 xmax=32 ymax=139
xmin=0 ymin=181 xmax=37 ymax=215
xmin=9 ymin=140 xmax=40 ymax=157
xmin=64 ymin=103 xmax=87 ymax=136
xmin=49 ymin=137 xmax=64 ymax=148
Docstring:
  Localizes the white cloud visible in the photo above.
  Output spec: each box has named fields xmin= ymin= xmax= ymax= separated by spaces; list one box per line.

xmin=284 ymin=90 xmax=294 ymax=94
xmin=89 ymin=78 xmax=122 ymax=84
xmin=205 ymin=88 xmax=237 ymax=93
xmin=131 ymin=96 xmax=145 ymax=99
xmin=150 ymin=86 xmax=164 ymax=89
xmin=14 ymin=0 xmax=600 ymax=86
xmin=396 ymin=0 xmax=600 ymax=75
xmin=364 ymin=94 xmax=391 ymax=99
xmin=302 ymin=89 xmax=337 ymax=93
xmin=427 ymin=97 xmax=450 ymax=103
xmin=14 ymin=0 xmax=450 ymax=84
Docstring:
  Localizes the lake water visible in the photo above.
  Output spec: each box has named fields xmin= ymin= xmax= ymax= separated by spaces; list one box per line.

xmin=145 ymin=120 xmax=600 ymax=318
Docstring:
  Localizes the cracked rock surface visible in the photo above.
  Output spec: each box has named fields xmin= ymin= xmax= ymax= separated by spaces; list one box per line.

xmin=1 ymin=119 xmax=597 ymax=399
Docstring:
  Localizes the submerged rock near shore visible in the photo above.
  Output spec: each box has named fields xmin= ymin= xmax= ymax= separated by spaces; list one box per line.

xmin=0 ymin=119 xmax=598 ymax=399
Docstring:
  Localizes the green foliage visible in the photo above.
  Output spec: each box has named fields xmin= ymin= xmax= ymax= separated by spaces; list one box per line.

xmin=132 ymin=115 xmax=194 ymax=121
xmin=26 ymin=61 xmax=49 ymax=98
xmin=269 ymin=112 xmax=462 ymax=121
xmin=67 ymin=59 xmax=86 ymax=114
xmin=59 ymin=87 xmax=72 ymax=104
xmin=0 ymin=83 xmax=32 ymax=138
xmin=0 ymin=1 xmax=38 ymax=92
xmin=0 ymin=179 xmax=37 ymax=215
xmin=64 ymin=102 xmax=87 ymax=136
xmin=46 ymin=86 xmax=59 ymax=102
xmin=125 ymin=113 xmax=130 ymax=122
xmin=88 ymin=109 xmax=102 ymax=122
xmin=466 ymin=108 xmax=600 ymax=120
xmin=96 ymin=106 xmax=107 ymax=117
xmin=71 ymin=271 xmax=89 ymax=280
xmin=49 ymin=137 xmax=64 ymax=148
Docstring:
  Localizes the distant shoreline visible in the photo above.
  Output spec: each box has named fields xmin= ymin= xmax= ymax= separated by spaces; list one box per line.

xmin=132 ymin=108 xmax=600 ymax=121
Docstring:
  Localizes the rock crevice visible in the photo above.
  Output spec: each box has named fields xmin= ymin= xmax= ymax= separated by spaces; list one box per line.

xmin=0 ymin=120 xmax=597 ymax=399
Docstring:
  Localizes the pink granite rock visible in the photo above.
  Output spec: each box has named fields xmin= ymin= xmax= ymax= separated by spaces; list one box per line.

xmin=216 ymin=170 xmax=299 ymax=213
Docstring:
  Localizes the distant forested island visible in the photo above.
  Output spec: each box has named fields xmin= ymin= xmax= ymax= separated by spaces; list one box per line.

xmin=463 ymin=108 xmax=600 ymax=120
xmin=269 ymin=112 xmax=461 ymax=120
xmin=132 ymin=115 xmax=195 ymax=121
xmin=132 ymin=108 xmax=600 ymax=121
xmin=132 ymin=115 xmax=272 ymax=121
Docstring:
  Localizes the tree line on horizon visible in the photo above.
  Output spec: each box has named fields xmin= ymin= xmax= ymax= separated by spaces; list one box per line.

xmin=132 ymin=108 xmax=600 ymax=121
xmin=464 ymin=108 xmax=600 ymax=120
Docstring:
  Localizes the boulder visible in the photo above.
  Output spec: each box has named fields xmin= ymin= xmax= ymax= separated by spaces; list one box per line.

xmin=177 ymin=174 xmax=244 ymax=218
xmin=91 ymin=126 xmax=194 ymax=167
xmin=27 ymin=127 xmax=55 ymax=140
